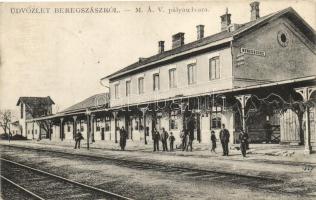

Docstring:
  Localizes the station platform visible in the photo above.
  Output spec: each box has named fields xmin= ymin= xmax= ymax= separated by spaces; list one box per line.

xmin=1 ymin=139 xmax=316 ymax=192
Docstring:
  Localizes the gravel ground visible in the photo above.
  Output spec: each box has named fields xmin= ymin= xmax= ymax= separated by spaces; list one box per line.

xmin=1 ymin=178 xmax=39 ymax=200
xmin=1 ymin=146 xmax=314 ymax=200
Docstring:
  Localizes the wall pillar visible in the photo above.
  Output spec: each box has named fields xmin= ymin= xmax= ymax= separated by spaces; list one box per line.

xmin=295 ymin=87 xmax=316 ymax=155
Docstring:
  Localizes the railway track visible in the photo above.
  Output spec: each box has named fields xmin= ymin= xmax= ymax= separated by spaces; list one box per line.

xmin=0 ymin=158 xmax=132 ymax=200
xmin=0 ymin=144 xmax=288 ymax=194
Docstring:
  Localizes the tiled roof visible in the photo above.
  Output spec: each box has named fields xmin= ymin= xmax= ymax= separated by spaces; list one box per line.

xmin=104 ymin=7 xmax=315 ymax=80
xmin=60 ymin=93 xmax=109 ymax=114
xmin=16 ymin=96 xmax=55 ymax=106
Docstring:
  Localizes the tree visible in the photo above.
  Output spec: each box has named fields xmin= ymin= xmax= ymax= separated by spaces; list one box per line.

xmin=0 ymin=109 xmax=12 ymax=135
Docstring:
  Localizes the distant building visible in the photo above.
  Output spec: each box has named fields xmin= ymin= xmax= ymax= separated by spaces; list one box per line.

xmin=10 ymin=121 xmax=21 ymax=136
xmin=16 ymin=96 xmax=54 ymax=139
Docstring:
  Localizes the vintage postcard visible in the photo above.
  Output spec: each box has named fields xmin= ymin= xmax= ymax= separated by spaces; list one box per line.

xmin=0 ymin=0 xmax=315 ymax=199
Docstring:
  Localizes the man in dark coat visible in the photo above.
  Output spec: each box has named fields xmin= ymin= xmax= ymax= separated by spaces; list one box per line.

xmin=119 ymin=126 xmax=127 ymax=151
xmin=239 ymin=129 xmax=249 ymax=157
xmin=210 ymin=130 xmax=217 ymax=153
xmin=152 ymin=128 xmax=160 ymax=152
xmin=219 ymin=124 xmax=230 ymax=156
xmin=186 ymin=129 xmax=194 ymax=152
xmin=160 ymin=128 xmax=169 ymax=151
xmin=169 ymin=132 xmax=175 ymax=151
xmin=74 ymin=129 xmax=83 ymax=149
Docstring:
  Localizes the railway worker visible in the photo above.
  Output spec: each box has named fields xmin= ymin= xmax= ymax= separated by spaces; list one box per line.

xmin=169 ymin=132 xmax=175 ymax=151
xmin=160 ymin=128 xmax=169 ymax=151
xmin=152 ymin=127 xmax=160 ymax=152
xmin=219 ymin=124 xmax=230 ymax=156
xmin=119 ymin=126 xmax=127 ymax=151
xmin=210 ymin=130 xmax=217 ymax=153
xmin=239 ymin=129 xmax=249 ymax=157
xmin=74 ymin=129 xmax=83 ymax=149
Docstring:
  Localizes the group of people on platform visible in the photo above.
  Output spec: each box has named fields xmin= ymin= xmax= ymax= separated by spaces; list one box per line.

xmin=152 ymin=127 xmax=175 ymax=152
xmin=73 ymin=123 xmax=249 ymax=157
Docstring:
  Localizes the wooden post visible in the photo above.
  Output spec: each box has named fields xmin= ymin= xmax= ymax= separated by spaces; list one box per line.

xmin=235 ymin=95 xmax=251 ymax=144
xmin=48 ymin=120 xmax=52 ymax=140
xmin=91 ymin=114 xmax=95 ymax=142
xmin=60 ymin=118 xmax=64 ymax=141
xmin=113 ymin=111 xmax=118 ymax=143
xmin=86 ymin=113 xmax=90 ymax=150
xmin=141 ymin=108 xmax=147 ymax=144
xmin=73 ymin=116 xmax=77 ymax=140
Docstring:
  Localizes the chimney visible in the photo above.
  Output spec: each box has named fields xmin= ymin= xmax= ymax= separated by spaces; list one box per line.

xmin=139 ymin=57 xmax=146 ymax=63
xmin=172 ymin=32 xmax=185 ymax=49
xmin=158 ymin=41 xmax=165 ymax=54
xmin=250 ymin=1 xmax=260 ymax=21
xmin=196 ymin=25 xmax=205 ymax=40
xmin=220 ymin=8 xmax=231 ymax=31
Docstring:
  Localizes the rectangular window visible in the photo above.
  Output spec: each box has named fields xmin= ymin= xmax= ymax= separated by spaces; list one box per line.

xmin=80 ymin=120 xmax=85 ymax=132
xmin=209 ymin=56 xmax=220 ymax=80
xmin=21 ymin=104 xmax=23 ymax=119
xmin=138 ymin=77 xmax=144 ymax=94
xmin=126 ymin=81 xmax=131 ymax=96
xmin=169 ymin=68 xmax=177 ymax=88
xmin=187 ymin=63 xmax=196 ymax=85
xmin=105 ymin=116 xmax=110 ymax=132
xmin=67 ymin=124 xmax=71 ymax=132
xmin=114 ymin=84 xmax=119 ymax=99
xmin=211 ymin=106 xmax=222 ymax=129
xmin=153 ymin=73 xmax=160 ymax=91
xmin=96 ymin=118 xmax=101 ymax=132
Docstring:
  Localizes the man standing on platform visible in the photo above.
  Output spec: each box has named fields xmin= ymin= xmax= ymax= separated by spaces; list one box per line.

xmin=119 ymin=126 xmax=127 ymax=151
xmin=74 ymin=129 xmax=83 ymax=149
xmin=161 ymin=128 xmax=169 ymax=151
xmin=219 ymin=124 xmax=230 ymax=156
xmin=152 ymin=127 xmax=160 ymax=152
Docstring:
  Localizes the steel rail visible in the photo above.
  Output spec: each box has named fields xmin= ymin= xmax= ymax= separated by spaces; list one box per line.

xmin=0 ymin=158 xmax=133 ymax=200
xmin=1 ymin=175 xmax=45 ymax=200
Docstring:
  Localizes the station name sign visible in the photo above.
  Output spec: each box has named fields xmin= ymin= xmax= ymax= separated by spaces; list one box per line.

xmin=240 ymin=48 xmax=266 ymax=57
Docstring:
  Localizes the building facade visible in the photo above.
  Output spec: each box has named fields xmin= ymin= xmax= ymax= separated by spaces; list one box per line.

xmin=22 ymin=2 xmax=316 ymax=154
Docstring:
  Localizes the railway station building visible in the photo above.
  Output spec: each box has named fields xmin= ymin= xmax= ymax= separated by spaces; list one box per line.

xmin=21 ymin=2 xmax=316 ymax=154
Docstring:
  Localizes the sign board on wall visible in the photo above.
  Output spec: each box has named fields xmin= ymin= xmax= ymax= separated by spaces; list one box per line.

xmin=240 ymin=48 xmax=266 ymax=57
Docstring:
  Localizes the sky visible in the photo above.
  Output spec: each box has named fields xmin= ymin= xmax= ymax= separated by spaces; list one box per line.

xmin=0 ymin=0 xmax=315 ymax=112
